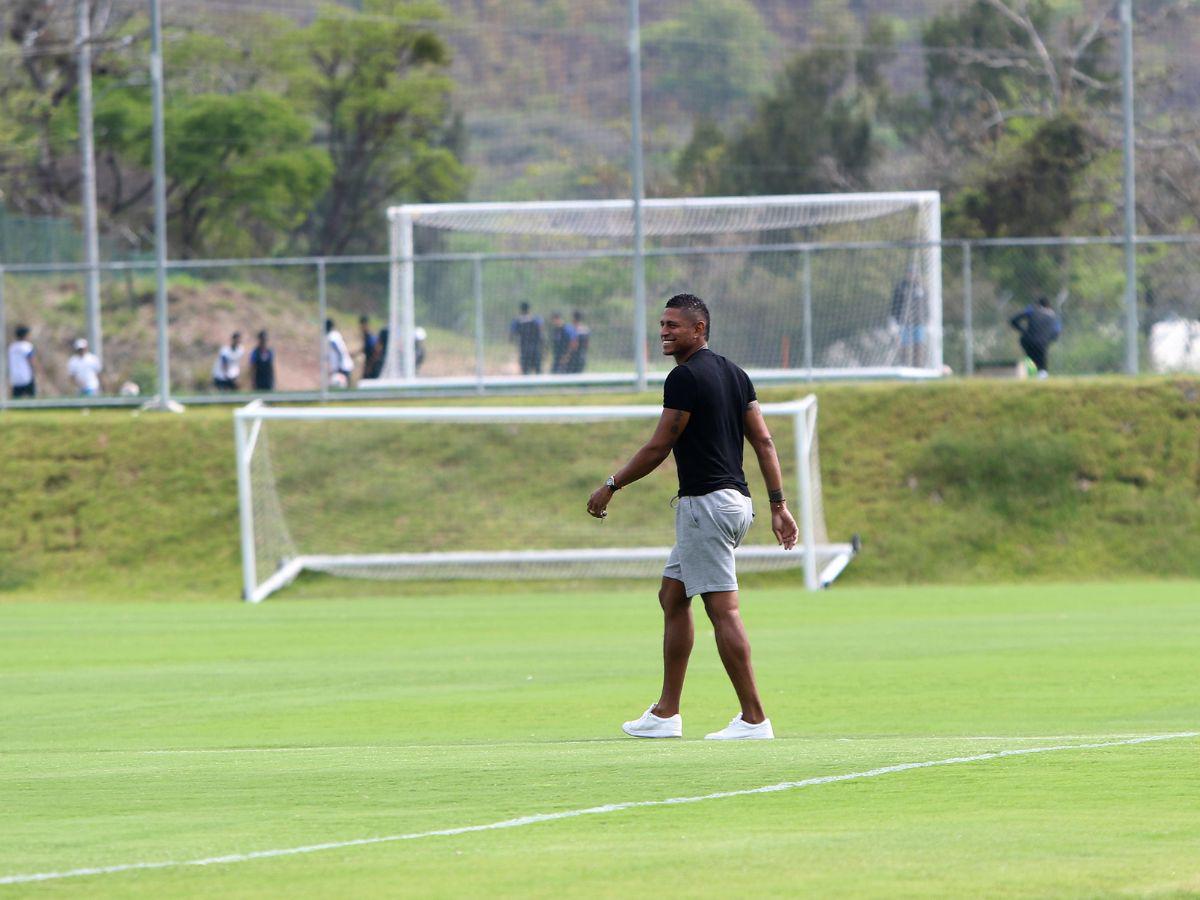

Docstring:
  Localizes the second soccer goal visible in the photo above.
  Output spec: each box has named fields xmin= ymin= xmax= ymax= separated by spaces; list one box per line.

xmin=234 ymin=397 xmax=856 ymax=602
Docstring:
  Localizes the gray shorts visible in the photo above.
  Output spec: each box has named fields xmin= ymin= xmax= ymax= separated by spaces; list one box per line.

xmin=663 ymin=489 xmax=755 ymax=597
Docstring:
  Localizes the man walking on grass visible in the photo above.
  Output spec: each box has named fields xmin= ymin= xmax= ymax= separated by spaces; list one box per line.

xmin=587 ymin=293 xmax=798 ymax=741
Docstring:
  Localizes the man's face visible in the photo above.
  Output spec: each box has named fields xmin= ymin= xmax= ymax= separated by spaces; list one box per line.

xmin=659 ymin=307 xmax=704 ymax=357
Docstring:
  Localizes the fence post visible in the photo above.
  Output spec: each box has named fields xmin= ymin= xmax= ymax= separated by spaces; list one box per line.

xmin=473 ymin=255 xmax=485 ymax=394
xmin=962 ymin=242 xmax=974 ymax=376
xmin=317 ymin=259 xmax=328 ymax=400
xmin=803 ymin=248 xmax=814 ymax=380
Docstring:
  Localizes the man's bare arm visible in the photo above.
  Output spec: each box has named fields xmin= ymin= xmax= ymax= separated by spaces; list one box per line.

xmin=586 ymin=408 xmax=690 ymax=518
xmin=744 ymin=401 xmax=799 ymax=549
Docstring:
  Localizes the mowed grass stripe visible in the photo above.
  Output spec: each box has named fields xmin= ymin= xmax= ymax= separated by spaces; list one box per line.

xmin=4 ymin=732 xmax=1196 ymax=886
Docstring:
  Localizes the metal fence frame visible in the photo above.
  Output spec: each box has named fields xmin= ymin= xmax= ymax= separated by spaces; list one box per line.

xmin=2 ymin=232 xmax=1199 ymax=410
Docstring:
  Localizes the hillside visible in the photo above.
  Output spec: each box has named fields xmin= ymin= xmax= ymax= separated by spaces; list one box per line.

xmin=1 ymin=378 xmax=1198 ymax=601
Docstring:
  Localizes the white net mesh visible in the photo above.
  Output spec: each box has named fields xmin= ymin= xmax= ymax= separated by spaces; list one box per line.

xmin=399 ymin=195 xmax=931 ymax=239
xmin=379 ymin=193 xmax=941 ymax=385
xmin=237 ymin=400 xmax=854 ymax=601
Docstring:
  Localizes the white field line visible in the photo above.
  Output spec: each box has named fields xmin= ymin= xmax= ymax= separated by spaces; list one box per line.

xmin=2 ymin=731 xmax=1195 ymax=886
xmin=2 ymin=733 xmax=1169 ymax=756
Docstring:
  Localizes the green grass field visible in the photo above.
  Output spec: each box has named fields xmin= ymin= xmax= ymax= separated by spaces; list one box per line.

xmin=4 ymin=580 xmax=1198 ymax=897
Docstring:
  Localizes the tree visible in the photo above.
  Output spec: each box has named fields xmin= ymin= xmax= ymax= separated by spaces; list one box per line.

xmin=676 ymin=20 xmax=895 ymax=197
xmin=164 ymin=93 xmax=331 ymax=258
xmin=0 ymin=0 xmax=138 ymax=217
xmin=286 ymin=0 xmax=468 ymax=255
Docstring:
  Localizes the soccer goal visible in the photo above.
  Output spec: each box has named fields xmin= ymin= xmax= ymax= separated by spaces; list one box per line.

xmin=372 ymin=193 xmax=941 ymax=389
xmin=234 ymin=396 xmax=856 ymax=602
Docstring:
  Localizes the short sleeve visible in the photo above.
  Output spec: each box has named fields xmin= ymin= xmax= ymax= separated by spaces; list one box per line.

xmin=663 ymin=365 xmax=697 ymax=412
xmin=741 ymin=368 xmax=757 ymax=407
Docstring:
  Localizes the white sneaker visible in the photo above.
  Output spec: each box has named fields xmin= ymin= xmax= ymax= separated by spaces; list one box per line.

xmin=622 ymin=706 xmax=682 ymax=738
xmin=704 ymin=713 xmax=774 ymax=740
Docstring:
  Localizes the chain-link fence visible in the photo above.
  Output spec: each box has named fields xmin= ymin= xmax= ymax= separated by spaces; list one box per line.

xmin=3 ymin=233 xmax=1198 ymax=408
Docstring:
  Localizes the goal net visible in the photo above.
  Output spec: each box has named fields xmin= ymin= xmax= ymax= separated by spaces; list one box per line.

xmin=374 ymin=193 xmax=941 ymax=388
xmin=235 ymin=397 xmax=856 ymax=602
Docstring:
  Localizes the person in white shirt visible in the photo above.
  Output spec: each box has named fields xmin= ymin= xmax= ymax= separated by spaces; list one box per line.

xmin=7 ymin=325 xmax=37 ymax=399
xmin=212 ymin=331 xmax=244 ymax=391
xmin=325 ymin=318 xmax=354 ymax=388
xmin=67 ymin=338 xmax=103 ymax=396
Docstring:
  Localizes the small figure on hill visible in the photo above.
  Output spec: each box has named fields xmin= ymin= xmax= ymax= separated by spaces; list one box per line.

xmin=549 ymin=312 xmax=572 ymax=374
xmin=890 ymin=266 xmax=927 ymax=368
xmin=68 ymin=338 xmax=102 ymax=397
xmin=250 ymin=330 xmax=275 ymax=392
xmin=7 ymin=325 xmax=38 ymax=399
xmin=1010 ymin=296 xmax=1062 ymax=379
xmin=566 ymin=310 xmax=591 ymax=374
xmin=212 ymin=331 xmax=243 ymax=392
xmin=414 ymin=325 xmax=427 ymax=373
xmin=374 ymin=323 xmax=425 ymax=376
xmin=510 ymin=302 xmax=544 ymax=375
xmin=359 ymin=315 xmax=382 ymax=380
xmin=325 ymin=318 xmax=354 ymax=388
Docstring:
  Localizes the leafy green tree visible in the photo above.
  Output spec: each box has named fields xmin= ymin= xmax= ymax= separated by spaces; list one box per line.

xmin=676 ymin=19 xmax=894 ymax=198
xmin=286 ymin=0 xmax=468 ymax=255
xmin=946 ymin=115 xmax=1093 ymax=239
xmin=164 ymin=93 xmax=332 ymax=257
xmin=90 ymin=87 xmax=330 ymax=257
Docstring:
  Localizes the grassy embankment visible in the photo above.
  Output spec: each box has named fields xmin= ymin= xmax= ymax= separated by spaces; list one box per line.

xmin=0 ymin=377 xmax=1198 ymax=601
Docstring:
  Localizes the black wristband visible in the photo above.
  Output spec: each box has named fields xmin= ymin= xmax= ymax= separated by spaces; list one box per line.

xmin=768 ymin=488 xmax=784 ymax=503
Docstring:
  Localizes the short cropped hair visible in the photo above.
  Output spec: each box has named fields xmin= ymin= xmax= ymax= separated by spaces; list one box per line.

xmin=665 ymin=293 xmax=710 ymax=339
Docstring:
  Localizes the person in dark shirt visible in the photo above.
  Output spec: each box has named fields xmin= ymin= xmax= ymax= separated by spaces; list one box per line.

xmin=510 ymin=302 xmax=544 ymax=375
xmin=890 ymin=268 xmax=927 ymax=368
xmin=359 ymin=315 xmax=382 ymax=380
xmin=250 ymin=330 xmax=275 ymax=391
xmin=1010 ymin=296 xmax=1062 ymax=379
xmin=587 ymin=292 xmax=798 ymax=741
xmin=549 ymin=312 xmax=572 ymax=374
xmin=566 ymin=310 xmax=591 ymax=373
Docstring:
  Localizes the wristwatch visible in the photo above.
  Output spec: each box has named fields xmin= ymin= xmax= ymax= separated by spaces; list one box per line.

xmin=605 ymin=474 xmax=619 ymax=492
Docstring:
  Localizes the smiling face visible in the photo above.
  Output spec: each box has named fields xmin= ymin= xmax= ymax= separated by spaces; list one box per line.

xmin=659 ymin=306 xmax=706 ymax=360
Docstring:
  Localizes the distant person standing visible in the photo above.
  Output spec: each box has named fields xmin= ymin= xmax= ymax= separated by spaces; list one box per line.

xmin=1010 ymin=296 xmax=1062 ymax=379
xmin=359 ymin=315 xmax=382 ymax=380
xmin=890 ymin=267 xmax=927 ymax=368
xmin=7 ymin=325 xmax=37 ymax=398
xmin=67 ymin=338 xmax=102 ymax=397
xmin=212 ymin=331 xmax=244 ymax=391
xmin=326 ymin=318 xmax=354 ymax=388
xmin=549 ymin=312 xmax=572 ymax=374
xmin=567 ymin=310 xmax=591 ymax=373
xmin=250 ymin=330 xmax=275 ymax=391
xmin=510 ymin=302 xmax=544 ymax=375
xmin=413 ymin=325 xmax=427 ymax=373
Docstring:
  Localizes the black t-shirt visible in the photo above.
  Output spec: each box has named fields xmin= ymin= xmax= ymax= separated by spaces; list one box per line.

xmin=662 ymin=348 xmax=757 ymax=497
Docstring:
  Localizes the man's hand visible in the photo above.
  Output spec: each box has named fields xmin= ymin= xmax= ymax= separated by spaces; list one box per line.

xmin=772 ymin=504 xmax=799 ymax=550
xmin=587 ymin=483 xmax=613 ymax=519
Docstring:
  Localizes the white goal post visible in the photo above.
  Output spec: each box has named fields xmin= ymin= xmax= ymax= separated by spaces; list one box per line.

xmin=375 ymin=193 xmax=942 ymax=389
xmin=234 ymin=396 xmax=857 ymax=602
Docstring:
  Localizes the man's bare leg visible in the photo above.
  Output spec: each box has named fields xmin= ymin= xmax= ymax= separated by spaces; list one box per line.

xmin=702 ymin=590 xmax=765 ymax=724
xmin=651 ymin=576 xmax=693 ymax=718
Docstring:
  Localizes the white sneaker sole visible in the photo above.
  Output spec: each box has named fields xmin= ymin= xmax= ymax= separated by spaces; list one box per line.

xmin=704 ymin=719 xmax=774 ymax=740
xmin=622 ymin=724 xmax=682 ymax=738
